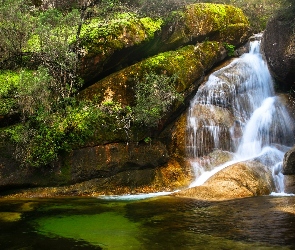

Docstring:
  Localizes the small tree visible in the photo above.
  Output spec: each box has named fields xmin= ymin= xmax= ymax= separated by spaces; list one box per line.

xmin=0 ymin=0 xmax=36 ymax=67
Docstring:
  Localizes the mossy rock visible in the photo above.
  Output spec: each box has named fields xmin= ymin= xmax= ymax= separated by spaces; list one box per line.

xmin=79 ymin=41 xmax=227 ymax=105
xmin=78 ymin=13 xmax=164 ymax=83
xmin=77 ymin=41 xmax=227 ymax=143
xmin=78 ymin=3 xmax=250 ymax=84
xmin=164 ymin=3 xmax=250 ymax=49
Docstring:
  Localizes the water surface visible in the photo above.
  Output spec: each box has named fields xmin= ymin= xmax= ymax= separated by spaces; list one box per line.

xmin=0 ymin=195 xmax=294 ymax=249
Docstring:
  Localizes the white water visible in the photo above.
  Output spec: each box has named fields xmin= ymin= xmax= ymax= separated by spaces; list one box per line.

xmin=98 ymin=191 xmax=175 ymax=200
xmin=187 ymin=38 xmax=295 ymax=195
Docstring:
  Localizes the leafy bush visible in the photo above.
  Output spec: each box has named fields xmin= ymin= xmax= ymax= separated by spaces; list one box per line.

xmin=0 ymin=70 xmax=22 ymax=115
xmin=223 ymin=43 xmax=235 ymax=57
xmin=133 ymin=73 xmax=183 ymax=128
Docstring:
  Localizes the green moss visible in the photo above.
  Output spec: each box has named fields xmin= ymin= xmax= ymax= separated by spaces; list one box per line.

xmin=81 ymin=40 xmax=224 ymax=107
xmin=79 ymin=13 xmax=163 ymax=57
xmin=138 ymin=41 xmax=221 ymax=92
xmin=0 ymin=70 xmax=21 ymax=96
xmin=24 ymin=34 xmax=41 ymax=52
xmin=184 ymin=3 xmax=249 ymax=33
xmin=140 ymin=17 xmax=163 ymax=39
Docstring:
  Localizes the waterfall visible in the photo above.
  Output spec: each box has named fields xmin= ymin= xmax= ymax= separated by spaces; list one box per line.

xmin=186 ymin=37 xmax=295 ymax=194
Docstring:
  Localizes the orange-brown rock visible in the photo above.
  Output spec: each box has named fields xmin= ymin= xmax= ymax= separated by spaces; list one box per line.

xmin=175 ymin=161 xmax=275 ymax=200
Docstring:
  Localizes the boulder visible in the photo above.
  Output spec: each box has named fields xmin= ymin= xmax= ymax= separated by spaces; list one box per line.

xmin=78 ymin=3 xmax=250 ymax=84
xmin=79 ymin=41 xmax=227 ymax=105
xmin=283 ymin=146 xmax=295 ymax=175
xmin=187 ymin=104 xmax=236 ymax=157
xmin=262 ymin=15 xmax=295 ymax=89
xmin=175 ymin=161 xmax=275 ymax=200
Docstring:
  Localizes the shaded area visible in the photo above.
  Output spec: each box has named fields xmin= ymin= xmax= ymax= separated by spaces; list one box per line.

xmin=0 ymin=196 xmax=294 ymax=249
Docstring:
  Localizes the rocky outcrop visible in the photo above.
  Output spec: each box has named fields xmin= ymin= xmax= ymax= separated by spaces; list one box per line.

xmin=262 ymin=15 xmax=295 ymax=89
xmin=0 ymin=110 xmax=192 ymax=195
xmin=80 ymin=41 xmax=227 ymax=110
xmin=0 ymin=139 xmax=192 ymax=192
xmin=0 ymin=3 xmax=251 ymax=196
xmin=175 ymin=161 xmax=275 ymax=200
xmin=79 ymin=3 xmax=250 ymax=84
xmin=283 ymin=145 xmax=295 ymax=175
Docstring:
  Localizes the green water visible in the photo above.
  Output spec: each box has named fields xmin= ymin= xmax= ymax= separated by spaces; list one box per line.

xmin=0 ymin=195 xmax=294 ymax=249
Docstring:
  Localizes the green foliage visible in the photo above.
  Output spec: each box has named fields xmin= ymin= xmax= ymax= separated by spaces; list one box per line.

xmin=0 ymin=70 xmax=21 ymax=96
xmin=79 ymin=12 xmax=163 ymax=56
xmin=17 ymin=67 xmax=53 ymax=119
xmin=3 ymin=99 xmax=98 ymax=167
xmin=133 ymin=73 xmax=183 ymax=128
xmin=140 ymin=17 xmax=163 ymax=38
xmin=223 ymin=43 xmax=235 ymax=57
xmin=144 ymin=137 xmax=152 ymax=144
xmin=0 ymin=0 xmax=36 ymax=66
xmin=0 ymin=70 xmax=30 ymax=115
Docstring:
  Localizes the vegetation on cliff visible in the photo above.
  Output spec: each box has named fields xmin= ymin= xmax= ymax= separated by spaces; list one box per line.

xmin=123 ymin=0 xmax=290 ymax=32
xmin=0 ymin=1 xmax=250 ymax=168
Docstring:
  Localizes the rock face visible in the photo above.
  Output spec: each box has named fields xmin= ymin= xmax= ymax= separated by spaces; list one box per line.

xmin=80 ymin=41 xmax=227 ymax=110
xmin=283 ymin=146 xmax=295 ymax=175
xmin=0 ymin=3 xmax=251 ymax=196
xmin=79 ymin=3 xmax=250 ymax=85
xmin=0 ymin=111 xmax=193 ymax=195
xmin=175 ymin=161 xmax=275 ymax=200
xmin=262 ymin=15 xmax=295 ymax=89
xmin=262 ymin=12 xmax=295 ymax=182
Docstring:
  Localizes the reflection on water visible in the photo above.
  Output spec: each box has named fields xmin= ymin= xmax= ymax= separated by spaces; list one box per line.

xmin=0 ymin=196 xmax=294 ymax=249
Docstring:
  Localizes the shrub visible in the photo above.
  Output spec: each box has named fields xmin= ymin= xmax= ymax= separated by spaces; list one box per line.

xmin=133 ymin=72 xmax=183 ymax=128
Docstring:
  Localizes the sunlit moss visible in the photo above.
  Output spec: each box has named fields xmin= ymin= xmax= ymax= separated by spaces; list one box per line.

xmin=184 ymin=3 xmax=249 ymax=32
xmin=79 ymin=13 xmax=163 ymax=57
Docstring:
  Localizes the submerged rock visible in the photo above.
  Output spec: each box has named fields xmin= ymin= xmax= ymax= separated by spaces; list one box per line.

xmin=0 ymin=212 xmax=22 ymax=222
xmin=175 ymin=161 xmax=275 ymax=200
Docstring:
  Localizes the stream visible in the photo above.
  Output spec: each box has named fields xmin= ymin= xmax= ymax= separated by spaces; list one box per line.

xmin=1 ymin=37 xmax=295 ymax=249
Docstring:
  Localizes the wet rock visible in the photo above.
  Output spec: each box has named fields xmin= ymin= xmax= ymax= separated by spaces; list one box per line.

xmin=186 ymin=104 xmax=236 ymax=157
xmin=283 ymin=146 xmax=295 ymax=175
xmin=191 ymin=150 xmax=234 ymax=173
xmin=175 ymin=161 xmax=275 ymax=200
xmin=284 ymin=175 xmax=295 ymax=194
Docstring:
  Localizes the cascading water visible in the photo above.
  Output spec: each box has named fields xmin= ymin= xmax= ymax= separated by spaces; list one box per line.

xmin=187 ymin=36 xmax=295 ymax=194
